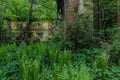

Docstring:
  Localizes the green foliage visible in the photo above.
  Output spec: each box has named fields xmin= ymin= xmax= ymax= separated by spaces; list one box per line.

xmin=94 ymin=52 xmax=109 ymax=72
xmin=50 ymin=14 xmax=94 ymax=51
xmin=48 ymin=46 xmax=58 ymax=66
xmin=73 ymin=48 xmax=101 ymax=66
xmin=79 ymin=63 xmax=91 ymax=80
xmin=0 ymin=0 xmax=120 ymax=79
xmin=0 ymin=43 xmax=120 ymax=80
xmin=4 ymin=0 xmax=30 ymax=20
xmin=1 ymin=0 xmax=56 ymax=21
xmin=100 ymin=27 xmax=120 ymax=64
xmin=58 ymin=50 xmax=72 ymax=66
xmin=0 ymin=43 xmax=73 ymax=79
xmin=52 ymin=63 xmax=92 ymax=80
xmin=33 ymin=0 xmax=57 ymax=21
xmin=16 ymin=43 xmax=41 ymax=80
xmin=118 ymin=59 xmax=120 ymax=66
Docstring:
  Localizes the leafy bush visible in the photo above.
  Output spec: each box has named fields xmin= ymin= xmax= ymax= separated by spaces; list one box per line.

xmin=50 ymin=14 xmax=94 ymax=52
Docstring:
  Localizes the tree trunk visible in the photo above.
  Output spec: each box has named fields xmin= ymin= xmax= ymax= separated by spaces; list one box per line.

xmin=63 ymin=0 xmax=79 ymax=50
xmin=26 ymin=0 xmax=34 ymax=31
xmin=64 ymin=0 xmax=78 ymax=24
xmin=77 ymin=0 xmax=85 ymax=14
xmin=64 ymin=0 xmax=79 ymax=35
xmin=0 ymin=0 xmax=5 ymax=44
xmin=16 ymin=0 xmax=34 ymax=45
xmin=93 ymin=0 xmax=100 ymax=31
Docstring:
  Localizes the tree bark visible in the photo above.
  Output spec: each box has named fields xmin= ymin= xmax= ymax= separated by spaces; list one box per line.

xmin=63 ymin=0 xmax=79 ymax=50
xmin=64 ymin=0 xmax=79 ymax=24
xmin=64 ymin=0 xmax=79 ymax=36
xmin=77 ymin=0 xmax=85 ymax=14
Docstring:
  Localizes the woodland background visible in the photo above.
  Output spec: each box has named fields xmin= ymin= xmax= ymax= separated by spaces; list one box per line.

xmin=0 ymin=0 xmax=120 ymax=80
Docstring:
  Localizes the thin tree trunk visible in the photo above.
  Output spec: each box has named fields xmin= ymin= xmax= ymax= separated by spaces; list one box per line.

xmin=93 ymin=0 xmax=100 ymax=31
xmin=24 ymin=0 xmax=35 ymax=44
xmin=93 ymin=0 xmax=118 ymax=43
xmin=25 ymin=0 xmax=35 ymax=42
xmin=16 ymin=0 xmax=34 ymax=45
xmin=0 ymin=0 xmax=5 ymax=44
xmin=26 ymin=0 xmax=34 ymax=31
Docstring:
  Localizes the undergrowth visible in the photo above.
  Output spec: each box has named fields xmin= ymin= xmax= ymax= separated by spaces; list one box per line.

xmin=0 ymin=42 xmax=120 ymax=80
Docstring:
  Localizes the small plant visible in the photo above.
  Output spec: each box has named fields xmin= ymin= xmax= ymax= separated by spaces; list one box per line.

xmin=118 ymin=59 xmax=120 ymax=66
xmin=59 ymin=65 xmax=69 ymax=80
xmin=0 ymin=45 xmax=7 ymax=57
xmin=58 ymin=50 xmax=72 ymax=66
xmin=48 ymin=46 xmax=58 ymax=67
xmin=79 ymin=63 xmax=91 ymax=80
xmin=93 ymin=52 xmax=109 ymax=80
xmin=16 ymin=43 xmax=41 ymax=80
xmin=94 ymin=52 xmax=109 ymax=72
